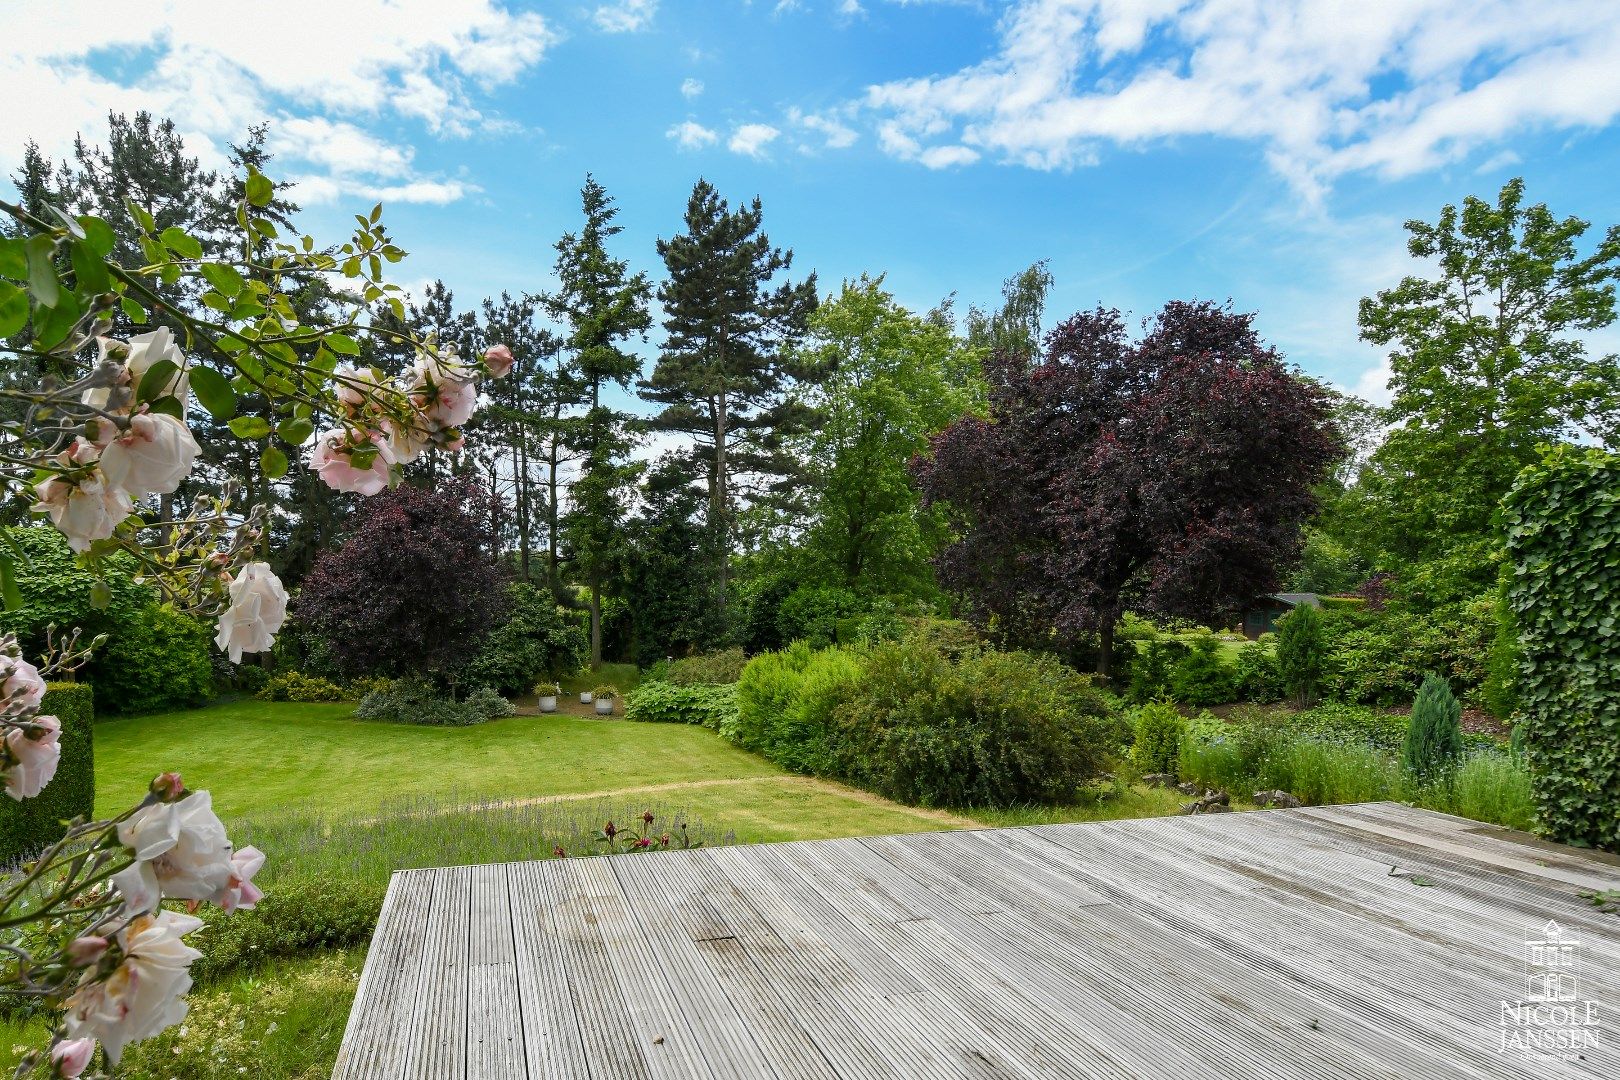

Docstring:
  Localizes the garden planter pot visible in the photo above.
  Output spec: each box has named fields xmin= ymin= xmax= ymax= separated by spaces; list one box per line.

xmin=595 ymin=698 xmax=614 ymax=716
xmin=580 ymin=691 xmax=593 ymax=704
xmin=538 ymin=695 xmax=557 ymax=713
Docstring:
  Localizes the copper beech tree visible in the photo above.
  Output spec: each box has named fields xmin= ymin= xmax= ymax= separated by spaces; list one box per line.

xmin=914 ymin=301 xmax=1342 ymax=677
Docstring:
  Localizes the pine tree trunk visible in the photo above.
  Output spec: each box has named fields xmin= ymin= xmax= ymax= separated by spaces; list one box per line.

xmin=712 ymin=391 xmax=729 ymax=613
xmin=590 ymin=583 xmax=602 ymax=670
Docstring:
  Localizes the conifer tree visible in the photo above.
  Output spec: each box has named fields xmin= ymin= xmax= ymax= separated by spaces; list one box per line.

xmin=1402 ymin=673 xmax=1464 ymax=782
xmin=644 ymin=179 xmax=818 ymax=613
xmin=545 ymin=176 xmax=651 ymax=667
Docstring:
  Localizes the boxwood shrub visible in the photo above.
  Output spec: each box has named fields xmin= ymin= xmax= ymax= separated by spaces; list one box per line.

xmin=0 ymin=682 xmax=94 ymax=865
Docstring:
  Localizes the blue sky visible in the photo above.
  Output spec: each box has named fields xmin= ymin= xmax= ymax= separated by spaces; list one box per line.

xmin=7 ymin=0 xmax=1620 ymax=405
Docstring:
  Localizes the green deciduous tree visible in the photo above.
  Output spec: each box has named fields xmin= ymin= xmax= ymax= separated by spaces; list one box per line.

xmin=791 ymin=275 xmax=984 ymax=597
xmin=1347 ymin=179 xmax=1620 ymax=604
xmin=644 ymin=179 xmax=818 ymax=614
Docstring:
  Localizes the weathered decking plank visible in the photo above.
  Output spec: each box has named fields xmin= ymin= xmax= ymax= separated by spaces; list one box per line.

xmin=337 ymin=802 xmax=1620 ymax=1079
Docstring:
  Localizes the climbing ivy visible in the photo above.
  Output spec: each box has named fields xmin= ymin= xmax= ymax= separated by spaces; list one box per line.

xmin=1501 ymin=446 xmax=1620 ymax=851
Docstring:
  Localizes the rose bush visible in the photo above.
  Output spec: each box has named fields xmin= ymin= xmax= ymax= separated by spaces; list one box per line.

xmin=0 ymin=168 xmax=511 ymax=1076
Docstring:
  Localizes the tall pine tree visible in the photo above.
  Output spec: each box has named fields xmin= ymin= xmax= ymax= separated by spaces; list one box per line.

xmin=644 ymin=179 xmax=817 ymax=614
xmin=545 ymin=177 xmax=651 ymax=667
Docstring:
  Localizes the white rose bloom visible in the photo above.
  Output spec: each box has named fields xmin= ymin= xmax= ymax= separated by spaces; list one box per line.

xmin=99 ymin=413 xmax=199 ymax=497
xmin=33 ymin=472 xmax=134 ymax=552
xmin=63 ymin=909 xmax=203 ymax=1063
xmin=385 ymin=415 xmax=431 ymax=464
xmin=213 ymin=562 xmax=288 ymax=663
xmin=113 ymin=791 xmax=233 ymax=911
xmin=84 ymin=328 xmax=188 ymax=414
xmin=3 ymin=715 xmax=61 ymax=801
xmin=410 ymin=352 xmax=479 ymax=429
xmin=333 ymin=363 xmax=381 ymax=409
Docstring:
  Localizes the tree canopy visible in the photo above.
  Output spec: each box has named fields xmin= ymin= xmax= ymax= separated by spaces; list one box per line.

xmin=916 ymin=301 xmax=1342 ymax=675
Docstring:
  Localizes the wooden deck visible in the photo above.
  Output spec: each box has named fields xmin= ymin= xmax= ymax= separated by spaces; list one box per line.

xmin=333 ymin=802 xmax=1620 ymax=1079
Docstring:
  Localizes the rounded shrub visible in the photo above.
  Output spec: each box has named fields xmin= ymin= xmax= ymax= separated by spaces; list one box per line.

xmin=830 ymin=640 xmax=1120 ymax=807
xmin=465 ymin=583 xmax=587 ymax=696
xmin=1168 ymin=635 xmax=1237 ymax=706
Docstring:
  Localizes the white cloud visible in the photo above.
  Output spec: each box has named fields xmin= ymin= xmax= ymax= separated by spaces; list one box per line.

xmin=918 ymin=144 xmax=978 ymax=168
xmin=667 ymin=120 xmax=720 ymax=150
xmin=681 ymin=77 xmax=705 ymax=99
xmin=0 ymin=0 xmax=554 ymax=205
xmin=595 ymin=0 xmax=658 ymax=32
xmin=840 ymin=0 xmax=867 ymax=15
xmin=791 ymin=108 xmax=859 ymax=150
xmin=728 ymin=123 xmax=781 ymax=157
xmin=862 ymin=0 xmax=1620 ymax=194
xmin=1351 ymin=357 xmax=1395 ymax=408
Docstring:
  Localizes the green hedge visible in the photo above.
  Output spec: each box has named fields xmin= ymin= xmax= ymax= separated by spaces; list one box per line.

xmin=0 ymin=683 xmax=94 ymax=865
xmin=1503 ymin=446 xmax=1620 ymax=851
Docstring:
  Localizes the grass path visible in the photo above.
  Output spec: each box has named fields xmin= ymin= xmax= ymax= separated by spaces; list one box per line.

xmin=403 ymin=774 xmax=983 ymax=829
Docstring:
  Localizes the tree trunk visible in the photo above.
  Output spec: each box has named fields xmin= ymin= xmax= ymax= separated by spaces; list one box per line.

xmin=516 ymin=431 xmax=531 ymax=582
xmin=589 ymin=582 xmax=602 ymax=670
xmin=712 ymin=391 xmax=729 ymax=613
xmin=1096 ymin=621 xmax=1115 ymax=682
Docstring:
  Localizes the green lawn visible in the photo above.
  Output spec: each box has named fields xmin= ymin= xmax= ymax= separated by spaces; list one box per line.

xmin=2 ymin=699 xmax=1190 ymax=1079
xmin=93 ymin=700 xmax=960 ymax=840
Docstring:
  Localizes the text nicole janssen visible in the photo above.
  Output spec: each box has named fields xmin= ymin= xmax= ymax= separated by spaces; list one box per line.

xmin=1499 ymin=1000 xmax=1605 ymax=1055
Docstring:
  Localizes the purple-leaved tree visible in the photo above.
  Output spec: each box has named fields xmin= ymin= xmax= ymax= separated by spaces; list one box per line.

xmin=914 ymin=300 xmax=1342 ymax=677
xmin=296 ymin=479 xmax=509 ymax=680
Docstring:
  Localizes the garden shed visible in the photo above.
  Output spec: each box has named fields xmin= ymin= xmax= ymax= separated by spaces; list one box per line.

xmin=1240 ymin=592 xmax=1321 ymax=638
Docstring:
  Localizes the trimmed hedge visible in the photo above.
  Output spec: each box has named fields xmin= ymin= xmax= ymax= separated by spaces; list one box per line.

xmin=1502 ymin=446 xmax=1620 ymax=851
xmin=0 ymin=683 xmax=94 ymax=865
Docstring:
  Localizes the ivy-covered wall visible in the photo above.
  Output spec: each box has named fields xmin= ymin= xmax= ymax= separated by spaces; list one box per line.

xmin=1502 ymin=446 xmax=1619 ymax=851
xmin=0 ymin=682 xmax=95 ymax=865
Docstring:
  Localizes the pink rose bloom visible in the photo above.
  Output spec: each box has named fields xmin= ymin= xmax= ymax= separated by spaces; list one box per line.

xmin=483 ymin=343 xmax=514 ymax=378
xmin=220 ymin=845 xmax=265 ymax=912
xmin=34 ymin=472 xmax=134 ymax=552
xmin=4 ymin=715 xmax=61 ymax=801
xmin=308 ymin=428 xmax=394 ymax=496
xmin=50 ymin=1037 xmax=95 ymax=1078
xmin=409 ymin=353 xmax=478 ymax=428
xmin=98 ymin=413 xmax=200 ymax=497
xmin=2 ymin=656 xmax=46 ymax=713
xmin=416 ymin=375 xmax=477 ymax=429
xmin=67 ymin=936 xmax=109 ymax=968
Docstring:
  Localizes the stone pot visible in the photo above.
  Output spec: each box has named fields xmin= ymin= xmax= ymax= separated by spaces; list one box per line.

xmin=579 ymin=691 xmax=593 ymax=704
xmin=538 ymin=695 xmax=557 ymax=713
xmin=594 ymin=697 xmax=614 ymax=716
